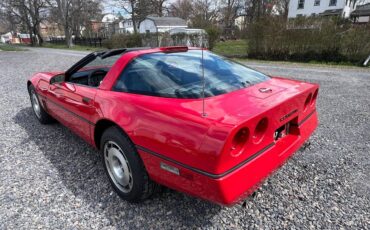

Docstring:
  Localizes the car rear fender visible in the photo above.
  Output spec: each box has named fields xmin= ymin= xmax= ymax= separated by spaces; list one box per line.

xmin=199 ymin=81 xmax=319 ymax=174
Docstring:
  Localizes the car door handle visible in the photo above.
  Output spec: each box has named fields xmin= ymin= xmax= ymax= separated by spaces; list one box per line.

xmin=82 ymin=97 xmax=92 ymax=104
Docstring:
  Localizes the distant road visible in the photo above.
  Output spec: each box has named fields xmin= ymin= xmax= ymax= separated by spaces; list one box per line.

xmin=27 ymin=46 xmax=90 ymax=57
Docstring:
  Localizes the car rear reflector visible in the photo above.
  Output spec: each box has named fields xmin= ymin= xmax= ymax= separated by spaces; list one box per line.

xmin=230 ymin=128 xmax=249 ymax=157
xmin=253 ymin=118 xmax=269 ymax=144
xmin=160 ymin=46 xmax=189 ymax=53
xmin=311 ymin=89 xmax=318 ymax=106
xmin=304 ymin=93 xmax=312 ymax=111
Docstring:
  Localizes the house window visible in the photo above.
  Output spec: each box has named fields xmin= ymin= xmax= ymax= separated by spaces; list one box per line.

xmin=298 ymin=0 xmax=305 ymax=9
xmin=314 ymin=0 xmax=320 ymax=6
xmin=329 ymin=0 xmax=337 ymax=6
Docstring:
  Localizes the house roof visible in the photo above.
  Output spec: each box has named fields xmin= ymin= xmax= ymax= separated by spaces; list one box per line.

xmin=351 ymin=3 xmax=370 ymax=16
xmin=319 ymin=9 xmax=343 ymax=16
xmin=146 ymin=16 xmax=187 ymax=27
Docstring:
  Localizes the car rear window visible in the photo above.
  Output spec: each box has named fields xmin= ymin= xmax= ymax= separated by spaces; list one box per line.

xmin=113 ymin=50 xmax=270 ymax=98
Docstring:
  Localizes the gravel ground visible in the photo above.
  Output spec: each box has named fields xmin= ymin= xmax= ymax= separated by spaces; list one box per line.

xmin=0 ymin=47 xmax=369 ymax=229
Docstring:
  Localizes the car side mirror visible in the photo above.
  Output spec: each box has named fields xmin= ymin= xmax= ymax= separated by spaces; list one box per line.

xmin=50 ymin=74 xmax=65 ymax=84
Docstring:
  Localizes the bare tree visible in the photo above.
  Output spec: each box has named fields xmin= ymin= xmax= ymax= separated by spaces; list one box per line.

xmin=70 ymin=0 xmax=102 ymax=37
xmin=274 ymin=0 xmax=290 ymax=20
xmin=191 ymin=0 xmax=220 ymax=28
xmin=47 ymin=0 xmax=102 ymax=47
xmin=46 ymin=0 xmax=74 ymax=47
xmin=243 ymin=0 xmax=279 ymax=22
xmin=220 ymin=0 xmax=242 ymax=33
xmin=148 ymin=0 xmax=167 ymax=17
xmin=0 ymin=6 xmax=21 ymax=33
xmin=0 ymin=0 xmax=47 ymax=45
xmin=168 ymin=0 xmax=193 ymax=20
xmin=115 ymin=0 xmax=139 ymax=33
xmin=115 ymin=0 xmax=164 ymax=33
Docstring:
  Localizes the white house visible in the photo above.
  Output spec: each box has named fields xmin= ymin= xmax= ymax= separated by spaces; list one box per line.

xmin=102 ymin=14 xmax=118 ymax=27
xmin=122 ymin=19 xmax=135 ymax=33
xmin=139 ymin=16 xmax=187 ymax=34
xmin=0 ymin=32 xmax=12 ymax=43
xmin=351 ymin=3 xmax=370 ymax=22
xmin=115 ymin=18 xmax=136 ymax=34
xmin=288 ymin=0 xmax=370 ymax=19
xmin=234 ymin=15 xmax=247 ymax=30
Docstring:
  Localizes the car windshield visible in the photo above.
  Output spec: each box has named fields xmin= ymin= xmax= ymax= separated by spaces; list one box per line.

xmin=113 ymin=50 xmax=270 ymax=98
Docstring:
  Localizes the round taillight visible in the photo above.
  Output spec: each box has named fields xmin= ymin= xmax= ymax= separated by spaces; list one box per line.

xmin=253 ymin=118 xmax=268 ymax=144
xmin=311 ymin=89 xmax=318 ymax=106
xmin=304 ymin=93 xmax=312 ymax=111
xmin=230 ymin=128 xmax=249 ymax=157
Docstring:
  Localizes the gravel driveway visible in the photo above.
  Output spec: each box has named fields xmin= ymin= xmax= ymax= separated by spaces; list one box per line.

xmin=0 ymin=47 xmax=369 ymax=229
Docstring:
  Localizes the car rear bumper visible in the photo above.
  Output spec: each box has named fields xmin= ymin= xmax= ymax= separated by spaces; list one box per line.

xmin=138 ymin=111 xmax=318 ymax=206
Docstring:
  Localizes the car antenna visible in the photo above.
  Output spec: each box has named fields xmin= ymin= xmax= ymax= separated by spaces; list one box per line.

xmin=201 ymin=31 xmax=207 ymax=118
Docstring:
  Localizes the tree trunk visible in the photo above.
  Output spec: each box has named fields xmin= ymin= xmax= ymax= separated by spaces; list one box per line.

xmin=32 ymin=26 xmax=40 ymax=46
xmin=29 ymin=30 xmax=34 ymax=46
xmin=132 ymin=11 xmax=137 ymax=33
xmin=65 ymin=26 xmax=73 ymax=47
xmin=37 ymin=23 xmax=44 ymax=45
xmin=37 ymin=32 xmax=44 ymax=46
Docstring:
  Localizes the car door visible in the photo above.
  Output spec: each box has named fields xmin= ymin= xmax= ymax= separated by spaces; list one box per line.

xmin=47 ymin=81 xmax=96 ymax=144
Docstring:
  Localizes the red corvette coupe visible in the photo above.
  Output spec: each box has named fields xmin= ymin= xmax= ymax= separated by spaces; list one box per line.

xmin=27 ymin=47 xmax=318 ymax=205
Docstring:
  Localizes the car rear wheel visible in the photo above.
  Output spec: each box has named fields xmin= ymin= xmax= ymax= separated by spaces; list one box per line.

xmin=100 ymin=126 xmax=157 ymax=202
xmin=28 ymin=85 xmax=54 ymax=124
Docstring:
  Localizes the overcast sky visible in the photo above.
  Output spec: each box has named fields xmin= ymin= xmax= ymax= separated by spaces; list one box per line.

xmin=102 ymin=0 xmax=176 ymax=14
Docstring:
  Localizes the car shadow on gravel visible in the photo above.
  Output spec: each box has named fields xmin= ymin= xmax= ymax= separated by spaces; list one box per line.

xmin=13 ymin=107 xmax=222 ymax=228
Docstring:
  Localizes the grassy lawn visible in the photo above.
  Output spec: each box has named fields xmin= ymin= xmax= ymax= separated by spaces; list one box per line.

xmin=42 ymin=43 xmax=102 ymax=51
xmin=213 ymin=40 xmax=248 ymax=57
xmin=0 ymin=43 xmax=27 ymax=51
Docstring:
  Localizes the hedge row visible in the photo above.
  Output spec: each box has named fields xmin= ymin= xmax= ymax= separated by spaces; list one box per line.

xmin=247 ymin=17 xmax=370 ymax=65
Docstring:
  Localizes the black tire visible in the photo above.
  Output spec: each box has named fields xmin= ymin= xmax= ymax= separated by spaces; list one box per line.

xmin=100 ymin=126 xmax=157 ymax=202
xmin=28 ymin=85 xmax=54 ymax=124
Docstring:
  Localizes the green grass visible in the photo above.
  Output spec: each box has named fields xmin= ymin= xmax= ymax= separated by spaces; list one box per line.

xmin=0 ymin=43 xmax=27 ymax=51
xmin=213 ymin=40 xmax=248 ymax=57
xmin=42 ymin=43 xmax=102 ymax=51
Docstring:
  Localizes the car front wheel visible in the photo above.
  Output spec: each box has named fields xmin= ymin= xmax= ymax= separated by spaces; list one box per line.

xmin=100 ymin=126 xmax=157 ymax=202
xmin=28 ymin=85 xmax=54 ymax=124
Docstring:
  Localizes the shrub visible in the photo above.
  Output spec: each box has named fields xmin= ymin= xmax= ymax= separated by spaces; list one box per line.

xmin=340 ymin=24 xmax=370 ymax=64
xmin=206 ymin=27 xmax=220 ymax=50
xmin=103 ymin=33 xmax=142 ymax=49
xmin=247 ymin=16 xmax=370 ymax=65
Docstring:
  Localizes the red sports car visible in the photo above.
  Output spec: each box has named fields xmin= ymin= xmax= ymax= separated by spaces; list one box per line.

xmin=27 ymin=47 xmax=318 ymax=205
